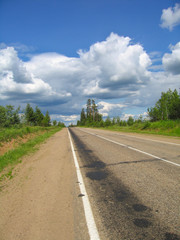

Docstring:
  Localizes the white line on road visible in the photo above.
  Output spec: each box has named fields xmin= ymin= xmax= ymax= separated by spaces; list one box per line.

xmin=79 ymin=129 xmax=180 ymax=167
xmin=113 ymin=133 xmax=180 ymax=146
xmin=68 ymin=129 xmax=100 ymax=240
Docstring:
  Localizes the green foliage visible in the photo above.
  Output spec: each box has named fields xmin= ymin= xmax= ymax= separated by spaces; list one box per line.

xmin=78 ymin=99 xmax=103 ymax=126
xmin=42 ymin=111 xmax=51 ymax=126
xmin=0 ymin=126 xmax=44 ymax=143
xmin=53 ymin=120 xmax=57 ymax=126
xmin=0 ymin=105 xmax=20 ymax=127
xmin=25 ymin=103 xmax=36 ymax=125
xmin=105 ymin=116 xmax=112 ymax=127
xmin=127 ymin=116 xmax=134 ymax=126
xmin=35 ymin=106 xmax=44 ymax=126
xmin=58 ymin=121 xmax=65 ymax=127
xmin=148 ymin=89 xmax=180 ymax=121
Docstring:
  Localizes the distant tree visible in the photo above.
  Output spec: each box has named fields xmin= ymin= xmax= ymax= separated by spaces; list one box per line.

xmin=112 ymin=117 xmax=116 ymax=125
xmin=42 ymin=111 xmax=51 ymax=127
xmin=0 ymin=106 xmax=7 ymax=127
xmin=35 ymin=106 xmax=44 ymax=126
xmin=86 ymin=99 xmax=92 ymax=122
xmin=168 ymin=89 xmax=180 ymax=119
xmin=148 ymin=89 xmax=180 ymax=121
xmin=80 ymin=108 xmax=86 ymax=125
xmin=116 ymin=116 xmax=120 ymax=125
xmin=105 ymin=116 xmax=112 ymax=127
xmin=79 ymin=99 xmax=102 ymax=126
xmin=58 ymin=121 xmax=65 ymax=127
xmin=53 ymin=120 xmax=57 ymax=126
xmin=127 ymin=116 xmax=134 ymax=126
xmin=0 ymin=105 xmax=20 ymax=127
xmin=25 ymin=104 xmax=35 ymax=125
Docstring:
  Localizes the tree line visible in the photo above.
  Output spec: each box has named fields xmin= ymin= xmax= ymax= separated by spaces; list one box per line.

xmin=77 ymin=99 xmax=103 ymax=127
xmin=147 ymin=89 xmax=180 ymax=121
xmin=77 ymin=89 xmax=180 ymax=127
xmin=0 ymin=103 xmax=65 ymax=128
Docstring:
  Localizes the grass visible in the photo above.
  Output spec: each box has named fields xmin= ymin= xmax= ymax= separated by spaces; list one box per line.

xmin=84 ymin=120 xmax=180 ymax=137
xmin=0 ymin=126 xmax=46 ymax=143
xmin=0 ymin=126 xmax=62 ymax=176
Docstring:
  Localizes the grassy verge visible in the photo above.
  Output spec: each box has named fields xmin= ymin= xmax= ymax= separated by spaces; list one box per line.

xmin=0 ymin=126 xmax=47 ymax=143
xmin=0 ymin=127 xmax=62 ymax=177
xmin=81 ymin=120 xmax=180 ymax=137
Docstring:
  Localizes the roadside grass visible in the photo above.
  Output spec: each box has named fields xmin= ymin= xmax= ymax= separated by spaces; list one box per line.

xmin=83 ymin=120 xmax=180 ymax=137
xmin=0 ymin=126 xmax=62 ymax=178
xmin=0 ymin=126 xmax=47 ymax=143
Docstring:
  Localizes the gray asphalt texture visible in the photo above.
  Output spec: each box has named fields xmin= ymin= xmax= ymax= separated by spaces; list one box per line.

xmin=69 ymin=127 xmax=180 ymax=240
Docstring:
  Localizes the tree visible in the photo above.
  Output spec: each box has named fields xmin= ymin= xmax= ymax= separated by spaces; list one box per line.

xmin=92 ymin=99 xmax=98 ymax=121
xmin=53 ymin=120 xmax=57 ymax=126
xmin=35 ymin=106 xmax=44 ymax=126
xmin=0 ymin=105 xmax=21 ymax=127
xmin=148 ymin=89 xmax=180 ymax=121
xmin=105 ymin=116 xmax=111 ymax=127
xmin=116 ymin=116 xmax=120 ymax=125
xmin=42 ymin=111 xmax=51 ymax=126
xmin=86 ymin=99 xmax=92 ymax=122
xmin=80 ymin=108 xmax=86 ymax=125
xmin=127 ymin=116 xmax=134 ymax=126
xmin=168 ymin=89 xmax=180 ymax=119
xmin=79 ymin=99 xmax=102 ymax=126
xmin=0 ymin=106 xmax=7 ymax=127
xmin=25 ymin=104 xmax=35 ymax=125
xmin=58 ymin=121 xmax=65 ymax=127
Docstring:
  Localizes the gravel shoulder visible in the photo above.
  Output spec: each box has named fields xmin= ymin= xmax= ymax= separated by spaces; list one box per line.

xmin=0 ymin=128 xmax=88 ymax=240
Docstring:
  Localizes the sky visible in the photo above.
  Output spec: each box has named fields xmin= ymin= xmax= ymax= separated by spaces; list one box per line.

xmin=0 ymin=0 xmax=180 ymax=125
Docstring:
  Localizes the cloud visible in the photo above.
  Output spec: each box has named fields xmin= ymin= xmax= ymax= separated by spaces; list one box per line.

xmin=162 ymin=42 xmax=180 ymax=74
xmin=98 ymin=101 xmax=126 ymax=116
xmin=79 ymin=33 xmax=151 ymax=98
xmin=0 ymin=33 xmax=179 ymax=122
xmin=0 ymin=47 xmax=71 ymax=105
xmin=50 ymin=114 xmax=79 ymax=125
xmin=160 ymin=3 xmax=180 ymax=31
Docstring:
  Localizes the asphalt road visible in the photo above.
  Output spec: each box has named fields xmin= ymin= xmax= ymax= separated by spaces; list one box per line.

xmin=69 ymin=127 xmax=180 ymax=240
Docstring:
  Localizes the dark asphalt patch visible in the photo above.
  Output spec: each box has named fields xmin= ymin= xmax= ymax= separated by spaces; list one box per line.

xmin=133 ymin=204 xmax=148 ymax=212
xmin=164 ymin=232 xmax=180 ymax=240
xmin=83 ymin=160 xmax=106 ymax=169
xmin=86 ymin=171 xmax=108 ymax=181
xmin=133 ymin=218 xmax=152 ymax=228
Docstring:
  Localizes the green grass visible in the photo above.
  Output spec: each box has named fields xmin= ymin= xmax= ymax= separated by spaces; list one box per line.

xmin=0 ymin=126 xmax=46 ymax=143
xmin=0 ymin=126 xmax=62 ymax=175
xmin=85 ymin=120 xmax=180 ymax=137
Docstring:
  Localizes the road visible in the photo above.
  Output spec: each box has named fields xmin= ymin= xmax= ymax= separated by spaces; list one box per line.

xmin=69 ymin=127 xmax=180 ymax=240
xmin=0 ymin=127 xmax=179 ymax=240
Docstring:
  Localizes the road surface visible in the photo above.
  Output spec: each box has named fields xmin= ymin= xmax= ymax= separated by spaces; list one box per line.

xmin=0 ymin=127 xmax=179 ymax=240
xmin=69 ymin=127 xmax=180 ymax=240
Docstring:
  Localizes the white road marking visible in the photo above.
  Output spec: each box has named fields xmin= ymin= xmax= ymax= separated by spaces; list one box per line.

xmin=79 ymin=129 xmax=180 ymax=167
xmin=113 ymin=132 xmax=180 ymax=146
xmin=81 ymin=128 xmax=180 ymax=146
xmin=68 ymin=129 xmax=101 ymax=240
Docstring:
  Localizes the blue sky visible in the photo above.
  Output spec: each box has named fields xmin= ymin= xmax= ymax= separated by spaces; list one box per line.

xmin=0 ymin=0 xmax=180 ymax=124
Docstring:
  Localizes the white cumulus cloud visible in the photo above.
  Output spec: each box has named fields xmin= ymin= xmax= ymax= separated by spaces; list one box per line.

xmin=162 ymin=42 xmax=180 ymax=74
xmin=98 ymin=101 xmax=126 ymax=116
xmin=1 ymin=33 xmax=179 ymax=122
xmin=160 ymin=3 xmax=180 ymax=31
xmin=0 ymin=47 xmax=72 ymax=105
